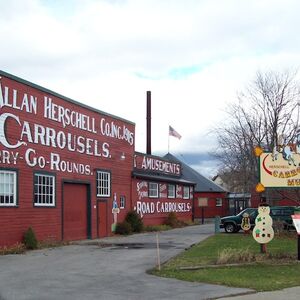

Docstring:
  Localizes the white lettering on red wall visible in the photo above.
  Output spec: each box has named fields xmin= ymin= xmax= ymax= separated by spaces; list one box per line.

xmin=137 ymin=181 xmax=148 ymax=200
xmin=141 ymin=156 xmax=180 ymax=175
xmin=135 ymin=201 xmax=191 ymax=218
xmin=0 ymin=79 xmax=134 ymax=175
xmin=134 ymin=180 xmax=192 ymax=217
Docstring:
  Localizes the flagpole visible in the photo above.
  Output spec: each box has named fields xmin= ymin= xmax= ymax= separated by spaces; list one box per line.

xmin=168 ymin=125 xmax=170 ymax=153
xmin=168 ymin=129 xmax=170 ymax=153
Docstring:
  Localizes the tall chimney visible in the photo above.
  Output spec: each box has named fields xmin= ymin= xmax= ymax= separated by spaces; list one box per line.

xmin=146 ymin=91 xmax=151 ymax=155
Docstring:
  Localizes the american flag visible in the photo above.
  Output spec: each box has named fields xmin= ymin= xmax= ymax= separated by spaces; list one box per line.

xmin=169 ymin=125 xmax=181 ymax=139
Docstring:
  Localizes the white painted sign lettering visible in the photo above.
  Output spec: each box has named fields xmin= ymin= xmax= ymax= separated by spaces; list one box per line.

xmin=0 ymin=79 xmax=134 ymax=176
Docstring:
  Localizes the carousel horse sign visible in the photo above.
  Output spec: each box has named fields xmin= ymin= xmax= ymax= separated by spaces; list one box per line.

xmin=255 ymin=135 xmax=300 ymax=190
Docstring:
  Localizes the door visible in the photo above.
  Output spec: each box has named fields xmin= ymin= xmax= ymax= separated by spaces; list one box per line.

xmin=63 ymin=183 xmax=89 ymax=241
xmin=97 ymin=201 xmax=108 ymax=238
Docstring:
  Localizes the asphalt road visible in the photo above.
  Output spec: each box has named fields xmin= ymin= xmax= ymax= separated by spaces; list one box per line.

xmin=0 ymin=224 xmax=253 ymax=300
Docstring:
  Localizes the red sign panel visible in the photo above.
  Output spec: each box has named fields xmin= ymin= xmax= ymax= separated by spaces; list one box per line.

xmin=134 ymin=153 xmax=181 ymax=176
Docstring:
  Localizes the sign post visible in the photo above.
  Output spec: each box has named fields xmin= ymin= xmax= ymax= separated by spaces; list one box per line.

xmin=198 ymin=198 xmax=208 ymax=225
xmin=254 ymin=139 xmax=300 ymax=258
xmin=291 ymin=214 xmax=300 ymax=260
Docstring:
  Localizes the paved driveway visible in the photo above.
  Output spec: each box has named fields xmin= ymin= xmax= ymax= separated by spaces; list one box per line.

xmin=0 ymin=224 xmax=252 ymax=300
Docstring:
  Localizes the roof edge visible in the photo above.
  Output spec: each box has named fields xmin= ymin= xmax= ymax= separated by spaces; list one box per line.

xmin=0 ymin=70 xmax=135 ymax=126
xmin=132 ymin=171 xmax=196 ymax=185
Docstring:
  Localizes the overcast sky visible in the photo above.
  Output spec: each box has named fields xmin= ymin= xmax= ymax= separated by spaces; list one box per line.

xmin=1 ymin=0 xmax=299 ymax=176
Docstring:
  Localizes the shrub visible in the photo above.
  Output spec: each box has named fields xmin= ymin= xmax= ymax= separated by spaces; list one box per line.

xmin=38 ymin=239 xmax=69 ymax=249
xmin=0 ymin=243 xmax=26 ymax=255
xmin=217 ymin=247 xmax=297 ymax=265
xmin=115 ymin=221 xmax=132 ymax=235
xmin=143 ymin=224 xmax=172 ymax=232
xmin=23 ymin=227 xmax=38 ymax=250
xmin=273 ymin=219 xmax=285 ymax=235
xmin=181 ymin=219 xmax=197 ymax=226
xmin=164 ymin=212 xmax=181 ymax=228
xmin=125 ymin=211 xmax=143 ymax=233
xmin=217 ymin=247 xmax=256 ymax=264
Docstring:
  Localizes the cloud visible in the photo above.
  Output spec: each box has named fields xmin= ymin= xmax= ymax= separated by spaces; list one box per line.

xmin=170 ymin=152 xmax=219 ymax=178
xmin=1 ymin=0 xmax=300 ymax=175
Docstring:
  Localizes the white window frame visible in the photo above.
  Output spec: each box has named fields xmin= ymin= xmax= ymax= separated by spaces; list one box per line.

xmin=216 ymin=198 xmax=223 ymax=207
xmin=0 ymin=170 xmax=17 ymax=206
xmin=120 ymin=195 xmax=126 ymax=209
xmin=168 ymin=184 xmax=175 ymax=199
xmin=96 ymin=170 xmax=111 ymax=197
xmin=183 ymin=186 xmax=190 ymax=199
xmin=149 ymin=182 xmax=159 ymax=198
xmin=34 ymin=173 xmax=55 ymax=207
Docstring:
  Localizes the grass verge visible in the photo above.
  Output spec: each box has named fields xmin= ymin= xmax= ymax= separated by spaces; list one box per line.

xmin=150 ymin=233 xmax=300 ymax=291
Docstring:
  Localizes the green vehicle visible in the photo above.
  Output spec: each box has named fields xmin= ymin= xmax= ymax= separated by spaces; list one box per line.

xmin=220 ymin=206 xmax=298 ymax=233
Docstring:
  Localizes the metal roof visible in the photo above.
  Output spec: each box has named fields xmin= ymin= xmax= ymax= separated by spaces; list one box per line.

xmin=163 ymin=153 xmax=226 ymax=193
xmin=132 ymin=171 xmax=195 ymax=185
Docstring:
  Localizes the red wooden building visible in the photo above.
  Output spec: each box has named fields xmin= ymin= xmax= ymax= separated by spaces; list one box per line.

xmin=0 ymin=71 xmax=195 ymax=247
xmin=0 ymin=70 xmax=135 ymax=247
xmin=131 ymin=152 xmax=194 ymax=225
xmin=164 ymin=153 xmax=227 ymax=220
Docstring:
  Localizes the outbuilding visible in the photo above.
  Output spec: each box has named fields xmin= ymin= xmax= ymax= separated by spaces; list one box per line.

xmin=164 ymin=153 xmax=227 ymax=221
xmin=132 ymin=152 xmax=195 ymax=225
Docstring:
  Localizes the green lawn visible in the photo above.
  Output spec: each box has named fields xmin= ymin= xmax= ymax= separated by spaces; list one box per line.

xmin=150 ymin=233 xmax=300 ymax=291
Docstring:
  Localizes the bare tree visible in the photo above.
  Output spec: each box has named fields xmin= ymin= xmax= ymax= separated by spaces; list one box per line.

xmin=213 ymin=70 xmax=300 ymax=197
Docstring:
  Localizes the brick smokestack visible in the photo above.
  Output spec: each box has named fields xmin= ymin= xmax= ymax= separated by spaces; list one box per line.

xmin=146 ymin=91 xmax=151 ymax=155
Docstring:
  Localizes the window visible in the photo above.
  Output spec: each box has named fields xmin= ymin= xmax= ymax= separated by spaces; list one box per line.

xmin=96 ymin=171 xmax=111 ymax=197
xmin=120 ymin=195 xmax=126 ymax=209
xmin=0 ymin=170 xmax=17 ymax=206
xmin=168 ymin=184 xmax=175 ymax=198
xmin=149 ymin=182 xmax=159 ymax=198
xmin=34 ymin=173 xmax=55 ymax=206
xmin=216 ymin=198 xmax=223 ymax=207
xmin=183 ymin=186 xmax=190 ymax=199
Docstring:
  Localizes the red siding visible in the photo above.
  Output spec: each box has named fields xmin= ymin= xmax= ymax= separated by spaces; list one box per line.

xmin=131 ymin=178 xmax=193 ymax=225
xmin=0 ymin=74 xmax=135 ymax=247
xmin=97 ymin=201 xmax=108 ymax=237
xmin=63 ymin=183 xmax=88 ymax=241
xmin=278 ymin=199 xmax=299 ymax=206
xmin=251 ymin=190 xmax=300 ymax=207
xmin=193 ymin=192 xmax=228 ymax=219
